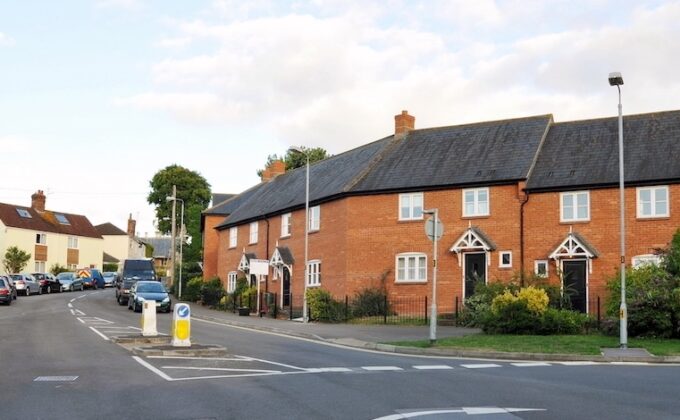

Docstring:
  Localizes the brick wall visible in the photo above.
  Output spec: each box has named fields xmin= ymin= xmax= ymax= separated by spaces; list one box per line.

xmin=202 ymin=215 xmax=224 ymax=279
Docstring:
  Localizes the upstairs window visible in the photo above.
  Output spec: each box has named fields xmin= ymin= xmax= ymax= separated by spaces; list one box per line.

xmin=399 ymin=193 xmax=423 ymax=220
xmin=36 ymin=233 xmax=47 ymax=245
xmin=637 ymin=186 xmax=669 ymax=218
xmin=463 ymin=188 xmax=489 ymax=217
xmin=281 ymin=213 xmax=292 ymax=237
xmin=560 ymin=191 xmax=589 ymax=222
xmin=309 ymin=206 xmax=320 ymax=231
xmin=249 ymin=222 xmax=258 ymax=244
xmin=229 ymin=227 xmax=237 ymax=248
xmin=68 ymin=236 xmax=78 ymax=249
xmin=55 ymin=213 xmax=70 ymax=225
xmin=16 ymin=208 xmax=32 ymax=218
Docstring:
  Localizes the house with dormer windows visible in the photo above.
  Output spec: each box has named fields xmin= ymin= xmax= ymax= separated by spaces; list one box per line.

xmin=0 ymin=190 xmax=104 ymax=272
xmin=205 ymin=109 xmax=680 ymax=315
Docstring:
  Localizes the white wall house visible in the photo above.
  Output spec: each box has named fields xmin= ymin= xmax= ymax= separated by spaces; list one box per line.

xmin=95 ymin=215 xmax=146 ymax=268
xmin=0 ymin=190 xmax=103 ymax=273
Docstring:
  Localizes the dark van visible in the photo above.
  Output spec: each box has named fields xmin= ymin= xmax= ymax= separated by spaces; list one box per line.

xmin=116 ymin=259 xmax=157 ymax=305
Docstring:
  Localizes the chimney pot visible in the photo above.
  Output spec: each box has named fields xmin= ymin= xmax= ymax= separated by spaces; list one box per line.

xmin=394 ymin=110 xmax=415 ymax=137
xmin=261 ymin=159 xmax=286 ymax=182
xmin=31 ymin=190 xmax=46 ymax=212
xmin=127 ymin=214 xmax=137 ymax=237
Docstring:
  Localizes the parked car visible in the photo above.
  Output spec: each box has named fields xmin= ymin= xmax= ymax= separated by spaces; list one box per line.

xmin=32 ymin=272 xmax=61 ymax=294
xmin=56 ymin=272 xmax=84 ymax=292
xmin=10 ymin=273 xmax=40 ymax=296
xmin=127 ymin=281 xmax=171 ymax=313
xmin=116 ymin=279 xmax=137 ymax=305
xmin=122 ymin=259 xmax=157 ymax=282
xmin=0 ymin=276 xmax=17 ymax=304
xmin=103 ymin=272 xmax=118 ymax=288
xmin=77 ymin=268 xmax=105 ymax=289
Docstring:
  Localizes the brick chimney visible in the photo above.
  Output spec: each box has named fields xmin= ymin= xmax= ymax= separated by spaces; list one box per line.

xmin=31 ymin=190 xmax=46 ymax=212
xmin=261 ymin=160 xmax=286 ymax=182
xmin=394 ymin=110 xmax=415 ymax=138
xmin=127 ymin=213 xmax=136 ymax=237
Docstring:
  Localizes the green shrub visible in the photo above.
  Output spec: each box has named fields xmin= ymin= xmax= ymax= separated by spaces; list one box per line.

xmin=351 ymin=288 xmax=388 ymax=318
xmin=459 ymin=281 xmax=510 ymax=327
xmin=200 ymin=276 xmax=224 ymax=307
xmin=306 ymin=288 xmax=344 ymax=323
xmin=183 ymin=276 xmax=203 ymax=302
xmin=240 ymin=285 xmax=257 ymax=309
xmin=481 ymin=299 xmax=536 ymax=334
xmin=537 ymin=308 xmax=591 ymax=335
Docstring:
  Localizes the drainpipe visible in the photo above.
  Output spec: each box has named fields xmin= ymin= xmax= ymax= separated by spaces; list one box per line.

xmin=519 ymin=190 xmax=530 ymax=287
xmin=265 ymin=218 xmax=270 ymax=294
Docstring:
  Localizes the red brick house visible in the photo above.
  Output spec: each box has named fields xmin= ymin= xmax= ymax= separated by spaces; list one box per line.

xmin=205 ymin=110 xmax=680 ymax=314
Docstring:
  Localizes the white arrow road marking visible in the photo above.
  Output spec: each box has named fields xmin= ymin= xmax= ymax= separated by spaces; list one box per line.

xmin=413 ymin=365 xmax=454 ymax=370
xmin=372 ymin=407 xmax=546 ymax=419
xmin=460 ymin=363 xmax=501 ymax=369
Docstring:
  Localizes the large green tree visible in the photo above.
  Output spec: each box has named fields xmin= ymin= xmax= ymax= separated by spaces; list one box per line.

xmin=256 ymin=147 xmax=330 ymax=177
xmin=148 ymin=165 xmax=211 ymax=263
xmin=3 ymin=246 xmax=31 ymax=273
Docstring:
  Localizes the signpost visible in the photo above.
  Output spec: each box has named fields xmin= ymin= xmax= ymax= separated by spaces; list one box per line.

xmin=249 ymin=259 xmax=269 ymax=315
xmin=423 ymin=210 xmax=443 ymax=344
xmin=172 ymin=303 xmax=191 ymax=347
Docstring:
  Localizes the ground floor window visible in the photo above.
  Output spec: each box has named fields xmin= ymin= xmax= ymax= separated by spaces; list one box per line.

xmin=535 ymin=260 xmax=548 ymax=277
xmin=35 ymin=261 xmax=46 ymax=272
xmin=227 ymin=271 xmax=237 ymax=293
xmin=307 ymin=260 xmax=321 ymax=286
xmin=396 ymin=253 xmax=427 ymax=282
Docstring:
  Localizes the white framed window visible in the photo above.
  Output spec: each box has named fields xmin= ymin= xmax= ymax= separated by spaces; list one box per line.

xmin=637 ymin=186 xmax=669 ymax=218
xmin=399 ymin=193 xmax=423 ymax=220
xmin=281 ymin=213 xmax=292 ymax=237
xmin=499 ymin=251 xmax=512 ymax=268
xmin=307 ymin=260 xmax=321 ymax=287
xmin=249 ymin=222 xmax=258 ymax=244
xmin=396 ymin=253 xmax=427 ymax=283
xmin=229 ymin=227 xmax=237 ymax=248
xmin=560 ymin=191 xmax=590 ymax=222
xmin=632 ymin=254 xmax=662 ymax=269
xmin=36 ymin=233 xmax=47 ymax=245
xmin=463 ymin=188 xmax=489 ymax=217
xmin=535 ymin=260 xmax=549 ymax=278
xmin=227 ymin=271 xmax=238 ymax=293
xmin=309 ymin=205 xmax=320 ymax=231
xmin=68 ymin=236 xmax=78 ymax=249
xmin=35 ymin=261 xmax=46 ymax=272
xmin=68 ymin=263 xmax=77 ymax=270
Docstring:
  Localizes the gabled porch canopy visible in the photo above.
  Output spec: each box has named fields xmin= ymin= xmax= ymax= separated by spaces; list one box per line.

xmin=270 ymin=243 xmax=295 ymax=279
xmin=238 ymin=250 xmax=257 ymax=273
xmin=549 ymin=229 xmax=599 ymax=273
xmin=449 ymin=224 xmax=496 ymax=267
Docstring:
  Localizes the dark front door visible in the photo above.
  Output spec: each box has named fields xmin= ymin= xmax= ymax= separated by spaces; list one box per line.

xmin=283 ymin=267 xmax=291 ymax=307
xmin=562 ymin=260 xmax=587 ymax=313
xmin=464 ymin=253 xmax=486 ymax=299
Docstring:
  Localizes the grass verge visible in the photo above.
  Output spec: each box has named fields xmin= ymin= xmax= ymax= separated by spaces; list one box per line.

xmin=386 ymin=334 xmax=680 ymax=356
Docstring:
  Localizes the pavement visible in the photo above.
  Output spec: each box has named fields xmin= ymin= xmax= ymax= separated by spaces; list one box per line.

xmin=184 ymin=302 xmax=680 ymax=364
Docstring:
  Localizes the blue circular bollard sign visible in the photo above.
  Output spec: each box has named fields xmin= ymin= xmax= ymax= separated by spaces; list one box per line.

xmin=177 ymin=305 xmax=190 ymax=318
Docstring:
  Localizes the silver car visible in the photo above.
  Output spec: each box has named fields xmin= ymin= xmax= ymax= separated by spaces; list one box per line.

xmin=10 ymin=273 xmax=41 ymax=296
xmin=56 ymin=272 xmax=84 ymax=292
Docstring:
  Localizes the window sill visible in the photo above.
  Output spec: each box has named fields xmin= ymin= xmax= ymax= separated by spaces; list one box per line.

xmin=306 ymin=283 xmax=321 ymax=288
xmin=559 ymin=220 xmax=590 ymax=224
xmin=395 ymin=280 xmax=427 ymax=285
xmin=462 ymin=215 xmax=490 ymax=219
xmin=397 ymin=218 xmax=424 ymax=223
xmin=280 ymin=234 xmax=291 ymax=239
xmin=498 ymin=266 xmax=512 ymax=270
xmin=309 ymin=229 xmax=320 ymax=234
xmin=636 ymin=216 xmax=670 ymax=221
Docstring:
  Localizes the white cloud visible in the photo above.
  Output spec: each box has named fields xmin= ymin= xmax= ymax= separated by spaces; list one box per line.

xmin=0 ymin=32 xmax=15 ymax=47
xmin=0 ymin=135 xmax=35 ymax=153
xmin=95 ymin=0 xmax=144 ymax=11
xmin=120 ymin=1 xmax=680 ymax=152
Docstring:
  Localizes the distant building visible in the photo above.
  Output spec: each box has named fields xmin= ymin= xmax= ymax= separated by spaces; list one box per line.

xmin=0 ymin=190 xmax=103 ymax=272
xmin=95 ymin=214 xmax=146 ymax=269
xmin=141 ymin=236 xmax=172 ymax=272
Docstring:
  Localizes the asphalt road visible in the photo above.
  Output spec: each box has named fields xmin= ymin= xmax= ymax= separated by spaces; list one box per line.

xmin=1 ymin=289 xmax=679 ymax=420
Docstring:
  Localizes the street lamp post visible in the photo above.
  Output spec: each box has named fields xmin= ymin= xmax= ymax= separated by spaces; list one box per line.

xmin=423 ymin=208 xmax=440 ymax=344
xmin=287 ymin=146 xmax=310 ymax=323
xmin=166 ymin=192 xmax=184 ymax=300
xmin=168 ymin=185 xmax=177 ymax=290
xmin=609 ymin=71 xmax=627 ymax=349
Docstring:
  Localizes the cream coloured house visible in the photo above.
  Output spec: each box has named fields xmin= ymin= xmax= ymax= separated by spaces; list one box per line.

xmin=0 ymin=190 xmax=103 ymax=273
xmin=95 ymin=215 xmax=146 ymax=268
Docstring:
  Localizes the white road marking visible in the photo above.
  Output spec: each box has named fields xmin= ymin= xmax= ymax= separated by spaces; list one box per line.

xmin=132 ymin=356 xmax=174 ymax=381
xmin=558 ymin=361 xmax=600 ymax=366
xmin=127 ymin=326 xmax=142 ymax=331
xmin=372 ymin=407 xmax=546 ymax=420
xmin=611 ymin=362 xmax=651 ymax=366
xmin=362 ymin=366 xmax=403 ymax=371
xmin=67 ymin=303 xmax=73 ymax=308
xmin=89 ymin=327 xmax=110 ymax=341
xmin=413 ymin=365 xmax=453 ymax=370
xmin=147 ymin=356 xmax=250 ymax=361
xmin=461 ymin=363 xmax=501 ymax=369
xmin=34 ymin=376 xmax=78 ymax=382
xmin=73 ymin=309 xmax=85 ymax=316
xmin=69 ymin=298 xmax=76 ymax=303
xmin=70 ymin=309 xmax=76 ymax=315
xmin=511 ymin=362 xmax=552 ymax=367
xmin=163 ymin=366 xmax=281 ymax=374
xmin=76 ymin=318 xmax=86 ymax=324
xmin=239 ymin=355 xmax=308 ymax=371
xmin=305 ymin=367 xmax=353 ymax=373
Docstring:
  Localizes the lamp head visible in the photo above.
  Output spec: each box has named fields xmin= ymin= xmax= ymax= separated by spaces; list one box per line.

xmin=608 ymin=72 xmax=624 ymax=86
xmin=287 ymin=146 xmax=304 ymax=154
xmin=165 ymin=196 xmax=174 ymax=202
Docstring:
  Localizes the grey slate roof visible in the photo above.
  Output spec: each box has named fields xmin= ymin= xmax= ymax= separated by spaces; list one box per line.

xmin=211 ymin=193 xmax=235 ymax=207
xmin=204 ymin=185 xmax=266 ymax=216
xmin=526 ymin=110 xmax=680 ymax=191
xmin=142 ymin=237 xmax=172 ymax=259
xmin=103 ymin=252 xmax=120 ymax=263
xmin=352 ymin=115 xmax=553 ymax=192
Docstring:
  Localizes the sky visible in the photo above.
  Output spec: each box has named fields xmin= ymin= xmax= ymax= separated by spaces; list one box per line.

xmin=2 ymin=0 xmax=680 ymax=237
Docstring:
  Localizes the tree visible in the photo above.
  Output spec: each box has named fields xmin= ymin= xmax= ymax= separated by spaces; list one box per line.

xmin=50 ymin=263 xmax=69 ymax=275
xmin=147 ymin=165 xmax=212 ymax=264
xmin=256 ymin=147 xmax=330 ymax=177
xmin=3 ymin=246 xmax=31 ymax=274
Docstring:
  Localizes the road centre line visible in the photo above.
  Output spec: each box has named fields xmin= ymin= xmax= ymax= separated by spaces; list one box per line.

xmin=305 ymin=367 xmax=353 ymax=373
xmin=89 ymin=327 xmax=110 ymax=341
xmin=511 ymin=362 xmax=552 ymax=367
xmin=163 ymin=366 xmax=281 ymax=374
xmin=413 ymin=365 xmax=454 ymax=370
xmin=558 ymin=361 xmax=600 ymax=366
xmin=460 ymin=364 xmax=501 ymax=369
xmin=362 ymin=366 xmax=403 ymax=371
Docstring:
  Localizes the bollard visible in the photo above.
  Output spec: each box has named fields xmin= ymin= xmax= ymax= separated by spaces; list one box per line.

xmin=172 ymin=303 xmax=191 ymax=347
xmin=141 ymin=300 xmax=158 ymax=337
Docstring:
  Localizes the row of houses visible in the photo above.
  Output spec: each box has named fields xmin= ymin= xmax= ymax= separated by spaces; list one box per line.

xmin=0 ymin=190 xmax=149 ymax=273
xmin=201 ymin=109 xmax=680 ymax=314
